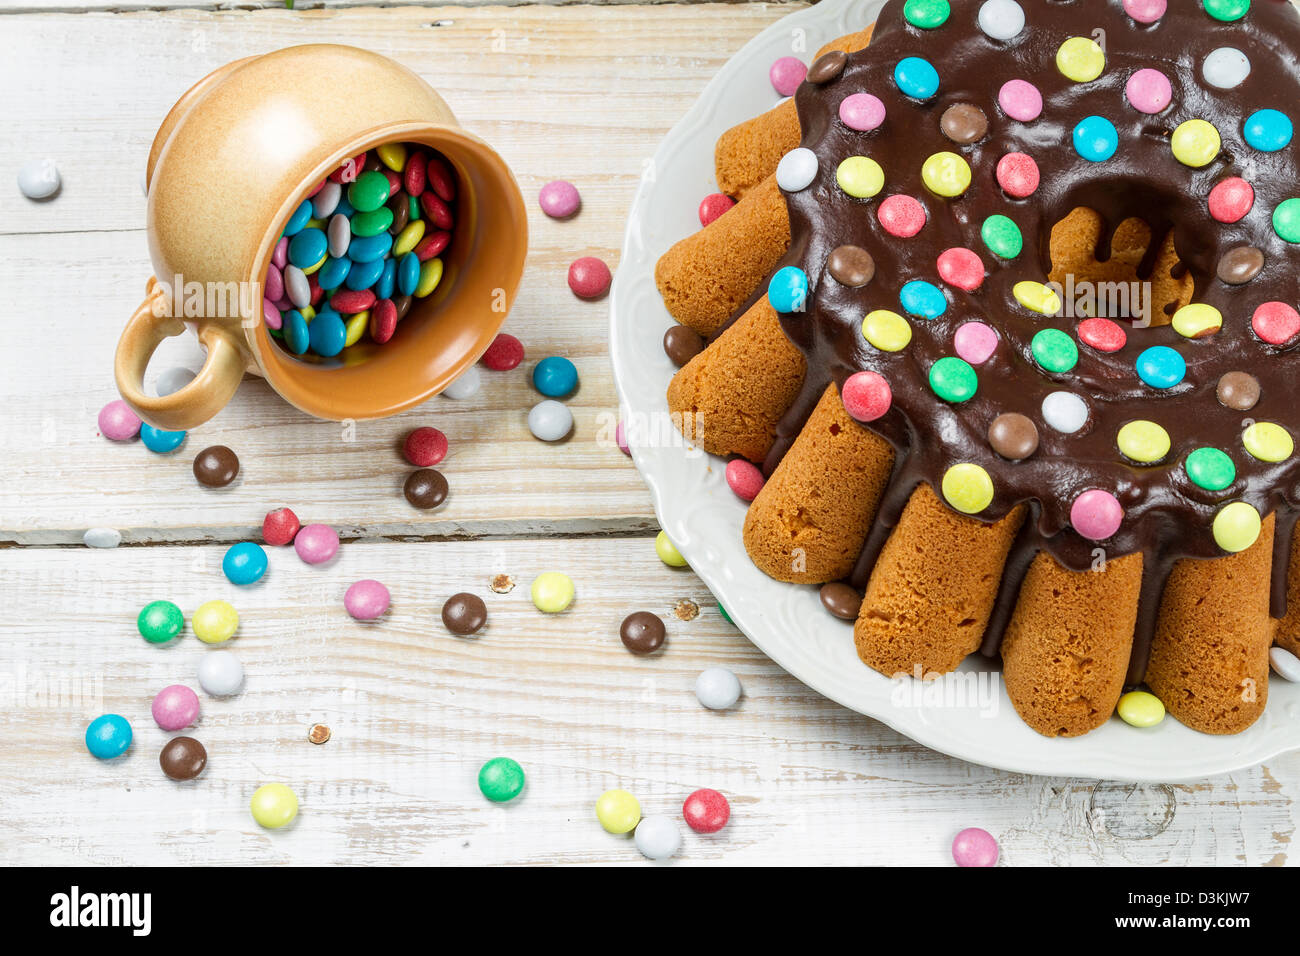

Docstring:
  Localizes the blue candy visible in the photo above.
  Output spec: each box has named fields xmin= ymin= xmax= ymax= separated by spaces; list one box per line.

xmin=376 ymin=258 xmax=397 ymax=300
xmin=288 ymin=227 xmax=327 ymax=269
xmin=348 ymin=232 xmax=393 ymax=263
xmin=140 ymin=424 xmax=186 ymax=454
xmin=284 ymin=309 xmax=310 ymax=355
xmin=334 ymin=195 xmax=354 ymax=218
xmin=398 ymin=252 xmax=420 ymax=296
xmin=1136 ymin=345 xmax=1186 ymax=388
xmin=1073 ymin=116 xmax=1119 ymax=162
xmin=1244 ymin=109 xmax=1293 ymax=152
xmin=317 ymin=255 xmax=351 ymax=291
xmin=308 ymin=311 xmax=347 ymax=357
xmin=894 ymin=57 xmax=940 ymax=99
xmin=532 ymin=356 xmax=579 ymax=397
xmin=345 ymin=256 xmax=385 ymax=291
xmin=223 ymin=541 xmax=268 ymax=586
xmin=85 ymin=714 xmax=132 ymax=759
xmin=767 ymin=266 xmax=809 ymax=313
xmin=282 ymin=199 xmax=312 ymax=237
xmin=899 ymin=280 xmax=947 ymax=319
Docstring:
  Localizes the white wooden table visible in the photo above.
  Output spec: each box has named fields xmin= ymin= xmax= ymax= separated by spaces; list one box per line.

xmin=0 ymin=0 xmax=1295 ymax=866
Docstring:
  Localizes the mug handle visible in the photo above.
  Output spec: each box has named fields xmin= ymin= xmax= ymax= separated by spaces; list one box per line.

xmin=114 ymin=276 xmax=247 ymax=431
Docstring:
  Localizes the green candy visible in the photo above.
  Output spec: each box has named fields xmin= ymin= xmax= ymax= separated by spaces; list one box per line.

xmin=350 ymin=206 xmax=394 ymax=237
xmin=929 ymin=356 xmax=978 ymax=402
xmin=138 ymin=600 xmax=184 ymax=644
xmin=1273 ymin=198 xmax=1300 ymax=243
xmin=347 ymin=170 xmax=391 ymax=213
xmin=478 ymin=757 xmax=525 ymax=802
xmin=718 ymin=602 xmax=733 ymax=625
xmin=1203 ymin=0 xmax=1249 ymax=23
xmin=903 ymin=0 xmax=949 ymax=28
xmin=1031 ymin=328 xmax=1078 ymax=373
xmin=981 ymin=215 xmax=1023 ymax=259
xmin=409 ymin=194 xmax=421 ymax=222
xmin=1185 ymin=447 xmax=1236 ymax=491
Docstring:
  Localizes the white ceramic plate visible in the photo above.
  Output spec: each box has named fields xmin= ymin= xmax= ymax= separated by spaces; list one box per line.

xmin=609 ymin=0 xmax=1300 ymax=780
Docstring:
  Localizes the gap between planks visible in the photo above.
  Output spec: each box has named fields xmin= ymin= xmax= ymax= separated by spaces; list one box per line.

xmin=0 ymin=0 xmax=805 ymax=16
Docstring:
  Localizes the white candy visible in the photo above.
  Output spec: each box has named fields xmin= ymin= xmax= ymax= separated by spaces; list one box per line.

xmin=312 ymin=181 xmax=342 ymax=219
xmin=198 ymin=650 xmax=245 ymax=697
xmin=284 ymin=265 xmax=310 ymax=308
xmin=328 ymin=213 xmax=351 ymax=258
xmin=17 ymin=158 xmax=60 ymax=200
xmin=1202 ymin=48 xmax=1250 ymax=90
xmin=775 ymin=147 xmax=818 ymax=192
xmin=978 ymin=0 xmax=1025 ymax=41
xmin=634 ymin=816 xmax=682 ymax=861
xmin=528 ymin=399 xmax=573 ymax=441
xmin=155 ymin=366 xmax=197 ymax=397
xmin=695 ymin=666 xmax=742 ymax=710
xmin=1270 ymin=646 xmax=1300 ymax=683
xmin=1041 ymin=391 xmax=1088 ymax=433
xmin=442 ymin=365 xmax=482 ymax=400
xmin=83 ymin=527 xmax=122 ymax=549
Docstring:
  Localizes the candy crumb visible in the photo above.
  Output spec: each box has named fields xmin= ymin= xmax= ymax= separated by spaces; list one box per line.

xmin=489 ymin=573 xmax=516 ymax=594
xmin=308 ymin=724 xmax=331 ymax=745
xmin=673 ymin=599 xmax=700 ymax=622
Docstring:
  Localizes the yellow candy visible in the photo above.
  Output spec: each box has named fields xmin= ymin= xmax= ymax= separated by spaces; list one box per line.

xmin=1170 ymin=119 xmax=1221 ymax=168
xmin=835 ymin=156 xmax=885 ymax=198
xmin=1171 ymin=303 xmax=1222 ymax=338
xmin=1213 ymin=501 xmax=1262 ymax=552
xmin=1242 ymin=421 xmax=1294 ymax=462
xmin=377 ymin=142 xmax=407 ymax=172
xmin=655 ymin=531 xmax=688 ymax=568
xmin=1117 ymin=420 xmax=1171 ymax=463
xmin=250 ymin=783 xmax=299 ymax=829
xmin=921 ymin=151 xmax=972 ymax=198
xmin=1056 ymin=36 xmax=1105 ymax=82
xmin=415 ymin=257 xmax=444 ymax=298
xmin=393 ymin=219 xmax=426 ymax=257
xmin=530 ymin=572 xmax=575 ymax=613
xmin=595 ymin=789 xmax=641 ymax=834
xmin=862 ymin=309 xmax=913 ymax=352
xmin=941 ymin=463 xmax=994 ymax=514
xmin=305 ymin=217 xmax=326 ymax=231
xmin=343 ymin=311 xmax=368 ymax=347
xmin=300 ymin=304 xmax=316 ymax=322
xmin=1012 ymin=281 xmax=1062 ymax=315
xmin=1117 ymin=690 xmax=1165 ymax=728
xmin=193 ymin=599 xmax=239 ymax=644
xmin=303 ymin=251 xmax=327 ymax=276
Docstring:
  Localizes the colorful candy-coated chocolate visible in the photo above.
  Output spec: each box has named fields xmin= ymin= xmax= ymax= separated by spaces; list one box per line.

xmin=295 ymin=524 xmax=340 ymax=565
xmin=1071 ymin=490 xmax=1123 ymax=541
xmin=1117 ymin=421 xmax=1170 ymax=463
xmin=997 ymin=79 xmax=1041 ymax=121
xmin=977 ymin=0 xmax=1024 ymax=40
xmin=1170 ymin=303 xmax=1222 ymax=339
xmin=878 ymin=194 xmax=926 ymax=237
xmin=1125 ymin=68 xmax=1171 ymax=114
xmin=1185 ymin=447 xmax=1236 ymax=492
xmin=1030 ymin=328 xmax=1077 ymax=373
xmin=262 ymin=507 xmax=300 ymax=547
xmin=1073 ymin=115 xmax=1119 ymax=162
xmin=1274 ymin=199 xmax=1300 ymax=244
xmin=533 ymin=356 xmax=579 ymax=398
xmin=1042 ymin=391 xmax=1088 ymax=433
xmin=84 ymin=527 xmax=122 ymax=549
xmin=951 ymin=827 xmax=998 ymax=867
xmin=981 ymin=215 xmax=1022 ymax=258
xmin=528 ymin=400 xmax=573 ymax=441
xmin=404 ymin=426 xmax=448 ymax=467
xmin=862 ymin=309 xmax=912 ymax=352
xmin=1253 ymin=302 xmax=1300 ymax=345
xmin=937 ymin=248 xmax=984 ymax=291
xmin=1056 ymin=36 xmax=1105 ymax=82
xmin=1244 ymin=109 xmax=1293 ymax=153
xmin=1077 ymin=317 xmax=1126 ymax=353
xmin=192 ymin=599 xmax=239 ymax=644
xmin=1214 ymin=501 xmax=1262 ymax=552
xmin=995 ymin=152 xmax=1039 ymax=198
xmin=152 ymin=684 xmax=199 ymax=731
xmin=1270 ymin=646 xmax=1300 ymax=683
xmin=223 ymin=541 xmax=268 ymax=586
xmin=1117 ymin=690 xmax=1165 ymax=728
xmin=538 ymin=180 xmax=581 ymax=219
xmin=1122 ymin=0 xmax=1166 ymax=24
xmin=682 ymin=788 xmax=730 ymax=833
xmin=414 ymin=257 xmax=444 ymax=298
xmin=531 ymin=572 xmax=575 ymax=613
xmin=655 ymin=531 xmax=688 ymax=568
xmin=836 ymin=156 xmax=885 ymax=199
xmin=250 ymin=783 xmax=299 ymax=829
xmin=778 ymin=148 xmax=819 ymax=193
xmin=1242 ymin=422 xmax=1293 ymax=462
xmin=634 ymin=816 xmax=682 ymax=861
xmin=481 ymin=333 xmax=525 ymax=371
xmin=698 ymin=192 xmax=735 ymax=226
xmin=841 ymin=370 xmax=893 ymax=422
xmin=921 ymin=151 xmax=971 ymax=197
xmin=443 ymin=365 xmax=482 ymax=400
xmin=1203 ymin=47 xmax=1250 ymax=89
xmin=478 ymin=757 xmax=526 ymax=802
xmin=98 ymin=400 xmax=141 ymax=441
xmin=894 ymin=56 xmax=940 ymax=99
xmin=928 ymin=356 xmax=978 ymax=403
xmin=1208 ymin=177 xmax=1254 ymax=224
xmin=953 ymin=322 xmax=998 ymax=364
xmin=903 ymin=0 xmax=950 ymax=28
xmin=942 ymin=463 xmax=994 ymax=514
xmin=767 ymin=266 xmax=809 ymax=313
xmin=595 ymin=789 xmax=641 ymax=834
xmin=1171 ymin=119 xmax=1221 ymax=168
xmin=197 ymin=650 xmax=244 ymax=697
xmin=695 ymin=666 xmax=742 ymax=709
xmin=160 ymin=736 xmax=208 ymax=781
xmin=725 ymin=459 xmax=765 ymax=502
xmin=344 ymin=579 xmax=391 ymax=621
xmin=1135 ymin=346 xmax=1185 ymax=389
xmin=899 ymin=280 xmax=946 ymax=318
xmin=138 ymin=600 xmax=184 ymax=643
xmin=838 ymin=93 xmax=886 ymax=132
xmin=567 ymin=256 xmax=612 ymax=299
xmin=85 ymin=714 xmax=132 ymax=759
xmin=769 ymin=56 xmax=807 ymax=97
xmin=17 ymin=158 xmax=60 ymax=200
xmin=308 ymin=311 xmax=347 ymax=357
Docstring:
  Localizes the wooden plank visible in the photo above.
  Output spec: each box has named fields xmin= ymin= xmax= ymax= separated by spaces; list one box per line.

xmin=2 ymin=0 xmax=773 ymax=14
xmin=2 ymin=538 xmax=1295 ymax=865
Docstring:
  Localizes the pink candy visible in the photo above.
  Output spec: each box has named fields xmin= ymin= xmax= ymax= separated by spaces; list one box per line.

xmin=725 ymin=459 xmax=765 ymax=502
xmin=995 ymin=153 xmax=1040 ymax=198
xmin=1125 ymin=68 xmax=1172 ymax=114
xmin=615 ymin=420 xmax=630 ymax=456
xmin=538 ymin=180 xmax=581 ymax=219
xmin=878 ymin=195 xmax=926 ymax=238
xmin=344 ymin=579 xmax=391 ymax=621
xmin=841 ymin=370 xmax=892 ymax=422
xmin=937 ymin=248 xmax=984 ymax=292
xmin=1123 ymin=0 xmax=1167 ymax=24
xmin=951 ymin=827 xmax=999 ymax=867
xmin=263 ymin=298 xmax=282 ymax=331
xmin=272 ymin=236 xmax=289 ymax=270
xmin=769 ymin=56 xmax=807 ymax=97
xmin=295 ymin=523 xmax=340 ymax=565
xmin=152 ymin=684 xmax=200 ymax=732
xmin=265 ymin=264 xmax=284 ymax=302
xmin=1208 ymin=177 xmax=1254 ymax=224
xmin=953 ymin=322 xmax=998 ymax=365
xmin=1077 ymin=317 xmax=1127 ymax=353
xmin=568 ymin=256 xmax=612 ymax=299
xmin=98 ymin=400 xmax=142 ymax=441
xmin=1253 ymin=302 xmax=1300 ymax=345
xmin=997 ymin=80 xmax=1042 ymax=122
xmin=839 ymin=93 xmax=886 ymax=132
xmin=698 ymin=193 xmax=735 ymax=227
xmin=1071 ymin=490 xmax=1124 ymax=541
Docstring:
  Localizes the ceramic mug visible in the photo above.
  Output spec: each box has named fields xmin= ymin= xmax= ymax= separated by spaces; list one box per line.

xmin=115 ymin=44 xmax=528 ymax=430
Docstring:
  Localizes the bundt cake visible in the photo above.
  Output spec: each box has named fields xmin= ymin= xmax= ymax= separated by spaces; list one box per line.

xmin=654 ymin=0 xmax=1300 ymax=737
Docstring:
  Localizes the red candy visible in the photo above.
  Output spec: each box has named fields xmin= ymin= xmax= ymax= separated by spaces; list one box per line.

xmin=567 ymin=256 xmax=612 ymax=299
xmin=682 ymin=788 xmax=730 ymax=834
xmin=841 ymin=370 xmax=892 ymax=422
xmin=419 ymin=192 xmax=454 ymax=230
xmin=370 ymin=298 xmax=398 ymax=344
xmin=330 ymin=289 xmax=376 ymax=314
xmin=1253 ymin=301 xmax=1300 ymax=345
xmin=698 ymin=192 xmax=735 ymax=227
xmin=936 ymin=247 xmax=984 ymax=291
xmin=1208 ymin=177 xmax=1254 ymax=224
xmin=329 ymin=152 xmax=366 ymax=184
xmin=995 ymin=152 xmax=1039 ymax=198
xmin=1077 ymin=317 xmax=1127 ymax=353
xmin=308 ymin=272 xmax=324 ymax=307
xmin=877 ymin=195 xmax=926 ymax=238
xmin=425 ymin=155 xmax=456 ymax=202
xmin=481 ymin=333 xmax=525 ymax=371
xmin=305 ymin=178 xmax=327 ymax=198
xmin=414 ymin=231 xmax=451 ymax=262
xmin=403 ymin=151 xmax=427 ymax=197
xmin=262 ymin=507 xmax=300 ymax=547
xmin=382 ymin=169 xmax=402 ymax=197
xmin=404 ymin=426 xmax=448 ymax=467
xmin=725 ymin=459 xmax=765 ymax=502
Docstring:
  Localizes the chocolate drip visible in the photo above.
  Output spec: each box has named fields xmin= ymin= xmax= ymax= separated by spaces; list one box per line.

xmin=978 ymin=508 xmax=1040 ymax=658
xmin=1271 ymin=508 xmax=1298 ymax=619
xmin=1125 ymin=552 xmax=1175 ymax=687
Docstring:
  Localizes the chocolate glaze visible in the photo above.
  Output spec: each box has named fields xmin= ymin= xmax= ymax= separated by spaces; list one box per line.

xmin=765 ymin=0 xmax=1300 ymax=682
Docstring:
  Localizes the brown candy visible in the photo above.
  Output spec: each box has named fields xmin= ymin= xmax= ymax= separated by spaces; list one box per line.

xmin=827 ymin=245 xmax=875 ymax=287
xmin=663 ymin=325 xmax=705 ymax=367
xmin=404 ymin=468 xmax=448 ymax=509
xmin=387 ymin=191 xmax=410 ymax=235
xmin=1216 ymin=246 xmax=1264 ymax=285
xmin=819 ymin=582 xmax=862 ymax=621
xmin=442 ymin=592 xmax=487 ymax=635
xmin=393 ymin=294 xmax=413 ymax=321
xmin=193 ymin=445 xmax=239 ymax=487
xmin=159 ymin=736 xmax=207 ymax=781
xmin=806 ymin=50 xmax=848 ymax=85
xmin=1217 ymin=371 xmax=1260 ymax=410
xmin=619 ymin=611 xmax=666 ymax=654
xmin=940 ymin=103 xmax=988 ymax=144
xmin=988 ymin=413 xmax=1039 ymax=460
xmin=308 ymin=724 xmax=331 ymax=745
